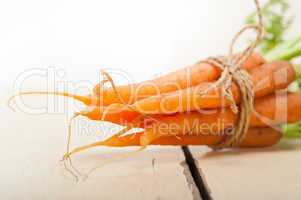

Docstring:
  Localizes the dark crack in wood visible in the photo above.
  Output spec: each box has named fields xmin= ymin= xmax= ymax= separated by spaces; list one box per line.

xmin=181 ymin=146 xmax=212 ymax=200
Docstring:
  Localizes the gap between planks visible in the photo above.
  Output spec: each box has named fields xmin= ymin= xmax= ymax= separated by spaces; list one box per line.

xmin=182 ymin=146 xmax=212 ymax=200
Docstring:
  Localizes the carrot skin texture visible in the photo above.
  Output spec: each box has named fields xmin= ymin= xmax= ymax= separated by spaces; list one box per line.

xmin=78 ymin=92 xmax=301 ymax=146
xmin=65 ymin=128 xmax=282 ymax=157
xmin=133 ymin=128 xmax=282 ymax=147
xmin=80 ymin=105 xmax=140 ymax=123
xmin=142 ymin=92 xmax=301 ymax=132
xmin=79 ymin=61 xmax=295 ymax=120
xmin=132 ymin=61 xmax=295 ymax=114
xmin=152 ymin=128 xmax=282 ymax=147
xmin=93 ymin=52 xmax=265 ymax=105
xmin=78 ymin=127 xmax=282 ymax=148
xmin=80 ymin=92 xmax=301 ymax=131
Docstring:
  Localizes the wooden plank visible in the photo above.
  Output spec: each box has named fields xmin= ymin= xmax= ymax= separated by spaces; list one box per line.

xmin=189 ymin=141 xmax=301 ymax=200
xmin=0 ymin=106 xmax=200 ymax=200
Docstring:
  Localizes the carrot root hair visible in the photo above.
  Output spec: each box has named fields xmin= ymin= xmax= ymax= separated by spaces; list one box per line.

xmin=62 ymin=125 xmax=145 ymax=178
xmin=61 ymin=113 xmax=82 ymax=182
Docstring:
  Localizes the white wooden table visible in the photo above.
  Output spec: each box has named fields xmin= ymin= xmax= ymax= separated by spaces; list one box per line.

xmin=189 ymin=140 xmax=301 ymax=200
xmin=1 ymin=100 xmax=301 ymax=200
xmin=0 ymin=105 xmax=199 ymax=200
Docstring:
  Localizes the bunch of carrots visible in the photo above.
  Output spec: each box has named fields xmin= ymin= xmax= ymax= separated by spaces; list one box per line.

xmin=61 ymin=0 xmax=301 ymax=157
xmin=13 ymin=51 xmax=301 ymax=158
xmin=55 ymin=52 xmax=300 ymax=157
xmin=10 ymin=0 xmax=301 ymax=159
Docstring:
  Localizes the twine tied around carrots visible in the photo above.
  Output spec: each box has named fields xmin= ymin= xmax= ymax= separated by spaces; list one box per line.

xmin=201 ymin=0 xmax=264 ymax=148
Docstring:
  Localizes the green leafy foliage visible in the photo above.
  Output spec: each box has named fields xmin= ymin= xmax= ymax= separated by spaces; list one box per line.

xmin=246 ymin=0 xmax=293 ymax=54
xmin=295 ymin=64 xmax=301 ymax=88
xmin=283 ymin=123 xmax=301 ymax=138
xmin=265 ymin=35 xmax=301 ymax=61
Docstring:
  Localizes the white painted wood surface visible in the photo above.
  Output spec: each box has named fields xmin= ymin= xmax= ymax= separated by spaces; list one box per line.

xmin=190 ymin=140 xmax=301 ymax=200
xmin=0 ymin=106 xmax=199 ymax=200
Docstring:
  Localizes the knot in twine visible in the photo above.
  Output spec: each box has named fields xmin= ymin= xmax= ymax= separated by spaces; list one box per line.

xmin=201 ymin=0 xmax=264 ymax=148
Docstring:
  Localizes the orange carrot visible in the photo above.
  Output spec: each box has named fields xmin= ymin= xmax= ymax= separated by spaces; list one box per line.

xmin=110 ymin=128 xmax=282 ymax=147
xmin=131 ymin=61 xmax=295 ymax=114
xmin=76 ymin=62 xmax=295 ymax=122
xmin=76 ymin=92 xmax=301 ymax=147
xmin=61 ymin=91 xmax=300 ymax=158
xmin=93 ymin=52 xmax=265 ymax=105
xmin=137 ymin=92 xmax=301 ymax=145
xmin=83 ymin=90 xmax=300 ymax=128
xmin=151 ymin=128 xmax=282 ymax=147
xmin=64 ymin=91 xmax=292 ymax=156
xmin=79 ymin=104 xmax=140 ymax=123
xmin=64 ymin=128 xmax=282 ymax=157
